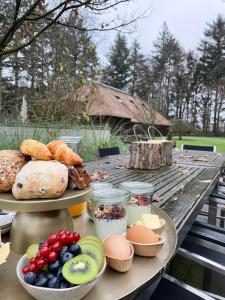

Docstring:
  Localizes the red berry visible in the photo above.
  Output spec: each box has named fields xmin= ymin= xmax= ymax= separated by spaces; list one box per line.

xmin=65 ymin=230 xmax=71 ymax=236
xmin=30 ymin=258 xmax=36 ymax=264
xmin=51 ymin=241 xmax=61 ymax=252
xmin=29 ymin=262 xmax=38 ymax=273
xmin=73 ymin=232 xmax=80 ymax=242
xmin=35 ymin=253 xmax=42 ymax=260
xmin=36 ymin=259 xmax=46 ymax=269
xmin=58 ymin=230 xmax=66 ymax=236
xmin=22 ymin=266 xmax=30 ymax=275
xmin=67 ymin=233 xmax=74 ymax=244
xmin=48 ymin=251 xmax=57 ymax=262
xmin=48 ymin=234 xmax=58 ymax=245
xmin=40 ymin=241 xmax=49 ymax=249
xmin=40 ymin=246 xmax=49 ymax=257
xmin=59 ymin=233 xmax=68 ymax=245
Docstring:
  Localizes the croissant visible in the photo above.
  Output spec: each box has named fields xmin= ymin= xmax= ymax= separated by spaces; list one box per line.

xmin=47 ymin=140 xmax=67 ymax=156
xmin=20 ymin=139 xmax=52 ymax=160
xmin=47 ymin=140 xmax=83 ymax=166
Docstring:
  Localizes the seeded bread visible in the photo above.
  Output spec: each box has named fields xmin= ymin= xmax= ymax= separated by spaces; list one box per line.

xmin=0 ymin=150 xmax=29 ymax=192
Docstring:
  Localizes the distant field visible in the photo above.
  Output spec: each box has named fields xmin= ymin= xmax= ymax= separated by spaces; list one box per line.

xmin=172 ymin=136 xmax=225 ymax=153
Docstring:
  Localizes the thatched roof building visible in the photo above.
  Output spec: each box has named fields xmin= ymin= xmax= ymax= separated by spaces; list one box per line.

xmin=83 ymin=84 xmax=172 ymax=129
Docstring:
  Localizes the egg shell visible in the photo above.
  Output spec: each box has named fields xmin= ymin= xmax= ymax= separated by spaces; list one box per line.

xmin=126 ymin=225 xmax=161 ymax=244
xmin=104 ymin=235 xmax=131 ymax=259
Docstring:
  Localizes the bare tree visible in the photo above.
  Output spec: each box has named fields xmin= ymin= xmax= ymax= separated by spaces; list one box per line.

xmin=0 ymin=0 xmax=142 ymax=61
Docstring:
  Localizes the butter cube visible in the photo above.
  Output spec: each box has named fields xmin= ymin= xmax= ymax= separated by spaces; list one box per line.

xmin=141 ymin=214 xmax=161 ymax=229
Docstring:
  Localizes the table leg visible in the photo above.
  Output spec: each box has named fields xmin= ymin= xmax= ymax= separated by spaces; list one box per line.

xmin=10 ymin=209 xmax=73 ymax=254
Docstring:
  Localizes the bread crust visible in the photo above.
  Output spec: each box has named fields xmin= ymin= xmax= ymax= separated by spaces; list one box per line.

xmin=68 ymin=166 xmax=92 ymax=190
xmin=20 ymin=139 xmax=52 ymax=160
xmin=0 ymin=150 xmax=29 ymax=191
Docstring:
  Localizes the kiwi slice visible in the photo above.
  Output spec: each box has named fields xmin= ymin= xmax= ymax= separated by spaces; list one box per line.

xmin=79 ymin=236 xmax=104 ymax=255
xmin=78 ymin=239 xmax=104 ymax=257
xmin=79 ymin=242 xmax=103 ymax=271
xmin=26 ymin=243 xmax=39 ymax=259
xmin=62 ymin=254 xmax=98 ymax=285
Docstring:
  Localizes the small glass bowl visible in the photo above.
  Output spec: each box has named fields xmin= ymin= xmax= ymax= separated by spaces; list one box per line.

xmin=119 ymin=181 xmax=154 ymax=227
xmin=86 ymin=182 xmax=113 ymax=220
xmin=92 ymin=188 xmax=131 ymax=239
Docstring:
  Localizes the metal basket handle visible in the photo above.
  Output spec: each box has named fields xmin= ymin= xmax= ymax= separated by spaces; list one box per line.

xmin=148 ymin=126 xmax=164 ymax=140
xmin=133 ymin=124 xmax=151 ymax=141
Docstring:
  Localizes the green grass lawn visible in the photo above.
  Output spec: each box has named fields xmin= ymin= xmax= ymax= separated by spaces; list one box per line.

xmin=172 ymin=136 xmax=225 ymax=153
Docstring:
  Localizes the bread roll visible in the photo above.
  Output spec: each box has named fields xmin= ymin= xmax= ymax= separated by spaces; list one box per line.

xmin=12 ymin=160 xmax=68 ymax=199
xmin=47 ymin=140 xmax=83 ymax=166
xmin=20 ymin=139 xmax=52 ymax=160
xmin=0 ymin=150 xmax=29 ymax=191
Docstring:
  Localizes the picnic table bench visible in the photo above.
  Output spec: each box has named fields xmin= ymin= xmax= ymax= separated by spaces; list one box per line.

xmin=1 ymin=149 xmax=225 ymax=300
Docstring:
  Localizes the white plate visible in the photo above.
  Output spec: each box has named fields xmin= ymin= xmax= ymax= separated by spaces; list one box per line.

xmin=0 ymin=212 xmax=15 ymax=227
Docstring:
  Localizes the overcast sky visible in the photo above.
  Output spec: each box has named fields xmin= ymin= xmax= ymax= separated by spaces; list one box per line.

xmin=96 ymin=0 xmax=225 ymax=61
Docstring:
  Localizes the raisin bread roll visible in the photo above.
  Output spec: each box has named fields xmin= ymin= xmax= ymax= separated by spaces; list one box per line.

xmin=12 ymin=160 xmax=68 ymax=199
xmin=0 ymin=150 xmax=29 ymax=192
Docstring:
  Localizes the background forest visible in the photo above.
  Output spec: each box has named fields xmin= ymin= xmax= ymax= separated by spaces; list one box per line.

xmin=1 ymin=1 xmax=225 ymax=136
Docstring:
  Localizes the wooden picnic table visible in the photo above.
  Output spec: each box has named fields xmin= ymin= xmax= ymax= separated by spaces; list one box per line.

xmin=1 ymin=149 xmax=225 ymax=300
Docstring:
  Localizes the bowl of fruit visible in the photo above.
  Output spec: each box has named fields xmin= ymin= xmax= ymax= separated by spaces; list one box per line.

xmin=16 ymin=230 xmax=106 ymax=300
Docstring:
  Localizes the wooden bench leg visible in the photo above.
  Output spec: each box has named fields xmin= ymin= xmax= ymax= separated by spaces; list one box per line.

xmin=208 ymin=201 xmax=217 ymax=225
xmin=220 ymin=209 xmax=225 ymax=228
xmin=202 ymin=267 xmax=212 ymax=292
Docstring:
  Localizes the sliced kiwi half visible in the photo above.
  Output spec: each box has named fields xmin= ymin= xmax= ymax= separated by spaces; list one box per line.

xmin=26 ymin=243 xmax=39 ymax=259
xmin=62 ymin=254 xmax=98 ymax=285
xmin=79 ymin=236 xmax=105 ymax=255
xmin=78 ymin=239 xmax=104 ymax=258
xmin=78 ymin=242 xmax=104 ymax=271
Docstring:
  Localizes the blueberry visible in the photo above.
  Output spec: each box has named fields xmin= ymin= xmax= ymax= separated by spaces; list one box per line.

xmin=56 ymin=267 xmax=63 ymax=280
xmin=47 ymin=273 xmax=55 ymax=280
xmin=35 ymin=276 xmax=48 ymax=287
xmin=61 ymin=252 xmax=73 ymax=264
xmin=48 ymin=260 xmax=61 ymax=274
xmin=39 ymin=270 xmax=47 ymax=278
xmin=59 ymin=246 xmax=68 ymax=261
xmin=59 ymin=246 xmax=68 ymax=256
xmin=68 ymin=244 xmax=81 ymax=256
xmin=48 ymin=277 xmax=59 ymax=288
xmin=24 ymin=272 xmax=37 ymax=285
xmin=59 ymin=280 xmax=70 ymax=289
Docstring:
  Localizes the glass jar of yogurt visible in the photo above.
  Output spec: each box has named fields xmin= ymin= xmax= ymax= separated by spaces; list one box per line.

xmin=86 ymin=182 xmax=113 ymax=220
xmin=119 ymin=181 xmax=154 ymax=227
xmin=92 ymin=188 xmax=131 ymax=239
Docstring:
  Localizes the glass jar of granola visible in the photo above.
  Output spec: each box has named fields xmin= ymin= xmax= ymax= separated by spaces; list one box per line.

xmin=86 ymin=182 xmax=113 ymax=220
xmin=119 ymin=181 xmax=154 ymax=227
xmin=92 ymin=188 xmax=131 ymax=239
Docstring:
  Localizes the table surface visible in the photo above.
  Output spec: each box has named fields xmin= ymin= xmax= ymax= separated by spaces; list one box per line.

xmin=1 ymin=150 xmax=225 ymax=300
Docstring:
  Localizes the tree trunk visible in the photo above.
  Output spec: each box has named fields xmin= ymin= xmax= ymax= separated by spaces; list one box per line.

xmin=130 ymin=140 xmax=173 ymax=170
xmin=213 ymin=88 xmax=219 ymax=135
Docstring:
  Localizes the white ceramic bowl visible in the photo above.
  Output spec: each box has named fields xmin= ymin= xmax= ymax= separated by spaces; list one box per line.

xmin=17 ymin=255 xmax=106 ymax=300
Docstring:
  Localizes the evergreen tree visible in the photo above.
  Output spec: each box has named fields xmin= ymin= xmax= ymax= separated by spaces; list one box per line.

xmin=128 ymin=40 xmax=148 ymax=97
xmin=151 ymin=22 xmax=183 ymax=117
xmin=102 ymin=33 xmax=131 ymax=89
xmin=198 ymin=15 xmax=225 ymax=134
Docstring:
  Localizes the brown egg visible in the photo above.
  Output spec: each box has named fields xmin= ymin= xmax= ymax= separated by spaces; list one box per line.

xmin=104 ymin=235 xmax=131 ymax=259
xmin=126 ymin=225 xmax=161 ymax=244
